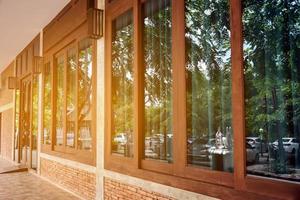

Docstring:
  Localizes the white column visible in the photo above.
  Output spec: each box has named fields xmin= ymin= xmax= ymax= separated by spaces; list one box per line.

xmin=96 ymin=0 xmax=105 ymax=199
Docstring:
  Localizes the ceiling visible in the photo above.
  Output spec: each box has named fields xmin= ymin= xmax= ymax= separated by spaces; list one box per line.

xmin=0 ymin=0 xmax=71 ymax=71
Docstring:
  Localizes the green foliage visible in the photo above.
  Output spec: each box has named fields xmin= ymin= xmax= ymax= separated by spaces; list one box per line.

xmin=144 ymin=0 xmax=172 ymax=138
xmin=186 ymin=0 xmax=232 ymax=138
xmin=111 ymin=11 xmax=134 ymax=136
xmin=244 ymin=0 xmax=300 ymax=172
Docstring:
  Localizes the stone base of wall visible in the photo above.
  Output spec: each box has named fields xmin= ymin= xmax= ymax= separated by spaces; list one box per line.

xmin=104 ymin=178 xmax=175 ymax=200
xmin=40 ymin=158 xmax=96 ymax=200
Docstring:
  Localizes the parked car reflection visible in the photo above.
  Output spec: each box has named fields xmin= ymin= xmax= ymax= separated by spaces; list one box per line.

xmin=272 ymin=137 xmax=299 ymax=154
xmin=246 ymin=143 xmax=260 ymax=164
xmin=112 ymin=132 xmax=133 ymax=157
xmin=246 ymin=135 xmax=300 ymax=182
xmin=246 ymin=137 xmax=268 ymax=153
xmin=187 ymin=137 xmax=210 ymax=165
xmin=187 ymin=134 xmax=233 ymax=171
xmin=144 ymin=133 xmax=172 ymax=161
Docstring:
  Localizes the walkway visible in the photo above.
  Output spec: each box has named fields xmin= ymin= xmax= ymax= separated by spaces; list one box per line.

xmin=0 ymin=157 xmax=26 ymax=174
xmin=0 ymin=157 xmax=79 ymax=200
xmin=0 ymin=172 xmax=80 ymax=200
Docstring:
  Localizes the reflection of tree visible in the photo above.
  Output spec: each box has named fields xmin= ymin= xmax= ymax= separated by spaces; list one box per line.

xmin=78 ymin=40 xmax=93 ymax=150
xmin=32 ymin=76 xmax=39 ymax=149
xmin=185 ymin=0 xmax=232 ymax=140
xmin=111 ymin=11 xmax=134 ymax=139
xmin=14 ymin=90 xmax=20 ymax=148
xmin=78 ymin=45 xmax=92 ymax=125
xmin=66 ymin=50 xmax=77 ymax=147
xmin=144 ymin=0 xmax=172 ymax=145
xmin=43 ymin=63 xmax=51 ymax=145
xmin=243 ymin=0 xmax=300 ymax=173
xmin=56 ymin=58 xmax=64 ymax=145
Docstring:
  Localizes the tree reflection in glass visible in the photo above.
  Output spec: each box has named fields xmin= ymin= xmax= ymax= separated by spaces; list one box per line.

xmin=244 ymin=0 xmax=300 ymax=182
xmin=185 ymin=0 xmax=233 ymax=172
xmin=66 ymin=48 xmax=77 ymax=148
xmin=111 ymin=10 xmax=134 ymax=157
xmin=14 ymin=90 xmax=20 ymax=159
xmin=78 ymin=39 xmax=93 ymax=150
xmin=43 ymin=62 xmax=51 ymax=145
xmin=143 ymin=0 xmax=172 ymax=162
xmin=32 ymin=75 xmax=38 ymax=168
xmin=55 ymin=56 xmax=64 ymax=146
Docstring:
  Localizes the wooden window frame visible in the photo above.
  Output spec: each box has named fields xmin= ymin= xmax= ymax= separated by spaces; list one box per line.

xmin=105 ymin=0 xmax=136 ymax=171
xmin=41 ymin=36 xmax=97 ymax=166
xmin=105 ymin=0 xmax=300 ymax=199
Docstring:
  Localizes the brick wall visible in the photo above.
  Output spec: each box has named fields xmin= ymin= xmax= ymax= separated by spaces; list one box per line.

xmin=0 ymin=109 xmax=13 ymax=160
xmin=0 ymin=62 xmax=15 ymax=161
xmin=104 ymin=178 xmax=176 ymax=200
xmin=40 ymin=158 xmax=96 ymax=200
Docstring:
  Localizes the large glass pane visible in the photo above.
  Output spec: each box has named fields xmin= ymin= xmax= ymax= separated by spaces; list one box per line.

xmin=43 ymin=62 xmax=51 ymax=145
xmin=67 ymin=48 xmax=77 ymax=148
xmin=111 ymin=10 xmax=134 ymax=157
xmin=55 ymin=56 xmax=64 ymax=146
xmin=78 ymin=39 xmax=93 ymax=150
xmin=32 ymin=75 xmax=38 ymax=169
xmin=244 ymin=0 xmax=300 ymax=182
xmin=14 ymin=90 xmax=20 ymax=160
xmin=185 ymin=0 xmax=233 ymax=172
xmin=143 ymin=0 xmax=172 ymax=162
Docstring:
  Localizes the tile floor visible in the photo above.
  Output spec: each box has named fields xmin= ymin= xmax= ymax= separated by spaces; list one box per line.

xmin=0 ymin=157 xmax=79 ymax=200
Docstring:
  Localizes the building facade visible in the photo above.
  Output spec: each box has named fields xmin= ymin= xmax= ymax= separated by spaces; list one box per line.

xmin=0 ymin=0 xmax=299 ymax=199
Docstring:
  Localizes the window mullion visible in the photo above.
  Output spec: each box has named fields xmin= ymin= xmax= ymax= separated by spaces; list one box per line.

xmin=133 ymin=0 xmax=143 ymax=168
xmin=172 ymin=0 xmax=185 ymax=175
xmin=230 ymin=0 xmax=246 ymax=190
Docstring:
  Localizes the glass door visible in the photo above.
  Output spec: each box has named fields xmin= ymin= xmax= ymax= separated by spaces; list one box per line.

xmin=20 ymin=76 xmax=32 ymax=167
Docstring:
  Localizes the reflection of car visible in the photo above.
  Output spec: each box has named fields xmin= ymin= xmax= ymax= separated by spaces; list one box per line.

xmin=187 ymin=136 xmax=197 ymax=145
xmin=246 ymin=143 xmax=259 ymax=164
xmin=246 ymin=137 xmax=267 ymax=153
xmin=273 ymin=138 xmax=299 ymax=154
xmin=113 ymin=133 xmax=127 ymax=144
xmin=187 ymin=138 xmax=209 ymax=161
xmin=145 ymin=149 xmax=157 ymax=158
xmin=204 ymin=138 xmax=215 ymax=149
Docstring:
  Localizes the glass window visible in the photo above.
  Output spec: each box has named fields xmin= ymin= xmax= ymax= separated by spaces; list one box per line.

xmin=67 ymin=48 xmax=77 ymax=148
xmin=14 ymin=90 xmax=20 ymax=160
xmin=43 ymin=62 xmax=51 ymax=145
xmin=32 ymin=75 xmax=39 ymax=169
xmin=244 ymin=0 xmax=300 ymax=182
xmin=111 ymin=10 xmax=134 ymax=157
xmin=185 ymin=0 xmax=233 ymax=172
xmin=143 ymin=0 xmax=172 ymax=162
xmin=55 ymin=56 xmax=64 ymax=146
xmin=78 ymin=39 xmax=93 ymax=150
